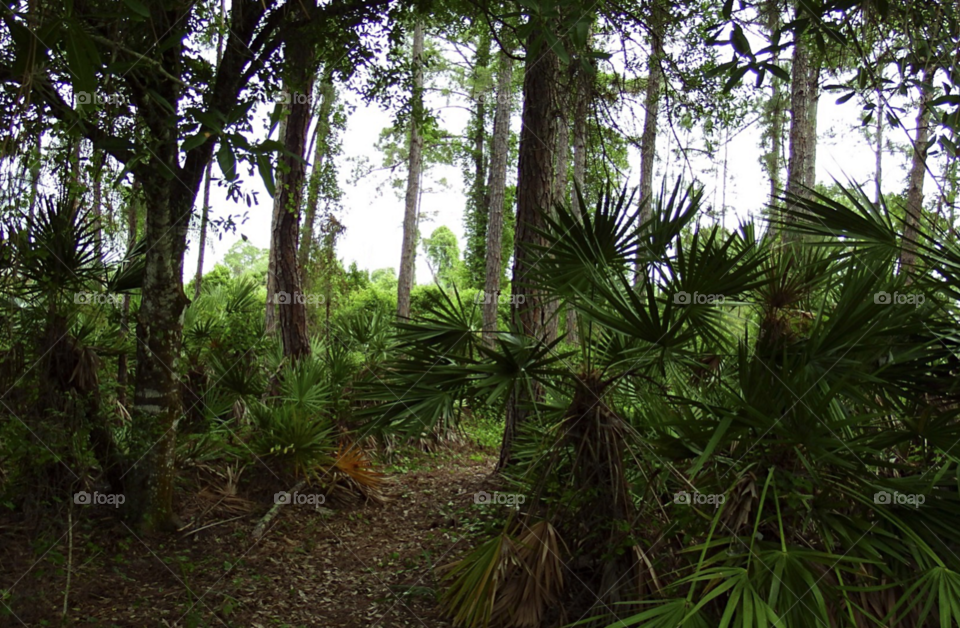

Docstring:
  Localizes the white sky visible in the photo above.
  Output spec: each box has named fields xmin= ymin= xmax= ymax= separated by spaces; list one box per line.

xmin=182 ymin=51 xmax=926 ymax=285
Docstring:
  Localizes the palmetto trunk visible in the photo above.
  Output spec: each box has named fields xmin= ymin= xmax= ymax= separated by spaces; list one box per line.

xmin=482 ymin=49 xmax=514 ymax=344
xmin=900 ymin=67 xmax=935 ymax=278
xmin=500 ymin=31 xmax=560 ymax=470
xmin=397 ymin=20 xmax=425 ymax=319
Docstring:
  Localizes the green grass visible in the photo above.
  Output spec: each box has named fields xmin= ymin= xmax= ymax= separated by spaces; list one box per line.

xmin=461 ymin=411 xmax=504 ymax=451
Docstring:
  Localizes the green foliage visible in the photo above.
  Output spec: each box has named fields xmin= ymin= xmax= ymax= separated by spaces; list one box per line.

xmin=422 ymin=225 xmax=463 ymax=289
xmin=221 ymin=240 xmax=269 ymax=281
xmin=252 ymin=402 xmax=334 ymax=479
xmin=376 ymin=181 xmax=960 ymax=627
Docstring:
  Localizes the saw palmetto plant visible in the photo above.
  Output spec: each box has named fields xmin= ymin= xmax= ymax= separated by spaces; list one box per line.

xmin=362 ymin=179 xmax=960 ymax=627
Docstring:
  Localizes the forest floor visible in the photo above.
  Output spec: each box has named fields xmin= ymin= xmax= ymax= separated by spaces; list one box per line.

xmin=0 ymin=447 xmax=502 ymax=627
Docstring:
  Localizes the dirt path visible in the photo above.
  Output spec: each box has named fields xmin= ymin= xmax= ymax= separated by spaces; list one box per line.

xmin=0 ymin=451 xmax=497 ymax=627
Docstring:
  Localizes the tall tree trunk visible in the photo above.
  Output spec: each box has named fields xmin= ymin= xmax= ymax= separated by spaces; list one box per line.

xmin=900 ymin=67 xmax=935 ymax=277
xmin=761 ymin=0 xmax=785 ymax=221
xmin=91 ymin=150 xmax=105 ymax=259
xmin=27 ymin=133 xmax=40 ymax=221
xmin=265 ymin=115 xmax=288 ymax=334
xmin=566 ymin=47 xmax=592 ymax=344
xmin=464 ymin=31 xmax=491 ymax=287
xmin=783 ymin=4 xmax=820 ymax=241
xmin=635 ymin=0 xmax=664 ymax=283
xmin=546 ymin=82 xmax=570 ymax=343
xmin=193 ymin=0 xmax=225 ymax=299
xmin=481 ymin=49 xmax=514 ymax=344
xmin=194 ymin=161 xmax=212 ymax=299
xmin=273 ymin=6 xmax=316 ymax=360
xmin=803 ymin=62 xmax=820 ymax=192
xmin=874 ymin=99 xmax=883 ymax=204
xmin=299 ymin=74 xmax=337 ymax=277
xmin=118 ymin=182 xmax=139 ymax=408
xmin=397 ymin=20 xmax=425 ymax=319
xmin=132 ymin=168 xmax=196 ymax=532
xmin=638 ymin=0 xmax=664 ymax=224
xmin=499 ymin=31 xmax=560 ymax=470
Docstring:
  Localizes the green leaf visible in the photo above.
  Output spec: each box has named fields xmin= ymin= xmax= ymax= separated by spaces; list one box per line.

xmin=543 ymin=30 xmax=570 ymax=65
xmin=573 ymin=18 xmax=589 ymax=48
xmin=723 ymin=65 xmax=750 ymax=92
xmin=931 ymin=95 xmax=960 ymax=107
xmin=836 ymin=92 xmax=855 ymax=105
xmin=122 ymin=0 xmax=151 ymax=18
xmin=181 ymin=132 xmax=211 ymax=152
xmin=64 ymin=21 xmax=102 ymax=103
xmin=722 ymin=0 xmax=734 ymax=20
xmin=768 ymin=63 xmax=790 ymax=82
xmin=731 ymin=24 xmax=752 ymax=58
xmin=146 ymin=88 xmax=175 ymax=114
xmin=257 ymin=154 xmax=275 ymax=197
xmin=217 ymin=144 xmax=237 ymax=181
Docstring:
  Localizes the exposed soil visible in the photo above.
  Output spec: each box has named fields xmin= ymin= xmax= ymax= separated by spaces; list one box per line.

xmin=0 ymin=450 xmax=498 ymax=627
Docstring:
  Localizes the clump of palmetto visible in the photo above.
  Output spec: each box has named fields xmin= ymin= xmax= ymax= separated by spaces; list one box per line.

xmin=367 ymin=180 xmax=960 ymax=627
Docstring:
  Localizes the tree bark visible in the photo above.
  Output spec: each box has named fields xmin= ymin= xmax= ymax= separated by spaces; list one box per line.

xmin=761 ymin=0 xmax=785 ymax=222
xmin=900 ymin=67 xmax=935 ymax=278
xmin=464 ymin=31 xmax=491 ymax=287
xmin=566 ymin=43 xmax=592 ymax=344
xmin=272 ymin=6 xmax=316 ymax=360
xmin=118 ymin=182 xmax=139 ymax=408
xmin=397 ymin=20 xmax=425 ymax=319
xmin=265 ymin=114 xmax=288 ymax=334
xmin=194 ymin=161 xmax=212 ymax=299
xmin=481 ymin=49 xmax=514 ymax=344
xmin=132 ymin=166 xmax=196 ymax=532
xmin=193 ymin=0 xmax=225 ymax=299
xmin=499 ymin=30 xmax=560 ymax=470
xmin=28 ymin=133 xmax=40 ymax=221
xmin=783 ymin=3 xmax=820 ymax=242
xmin=638 ymin=0 xmax=664 ymax=225
xmin=803 ymin=61 xmax=820 ymax=192
xmin=546 ymin=79 xmax=570 ymax=343
xmin=874 ymin=104 xmax=883 ymax=205
xmin=299 ymin=74 xmax=337 ymax=277
xmin=635 ymin=0 xmax=664 ymax=283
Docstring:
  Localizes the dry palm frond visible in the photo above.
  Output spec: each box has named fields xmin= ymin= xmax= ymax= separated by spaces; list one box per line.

xmin=327 ymin=441 xmax=387 ymax=503
xmin=493 ymin=521 xmax=566 ymax=628
xmin=721 ymin=472 xmax=758 ymax=532
xmin=441 ymin=531 xmax=516 ymax=627
xmin=441 ymin=521 xmax=567 ymax=628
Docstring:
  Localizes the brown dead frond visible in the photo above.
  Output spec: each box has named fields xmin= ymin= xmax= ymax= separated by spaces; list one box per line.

xmin=493 ymin=520 xmax=566 ymax=628
xmin=327 ymin=441 xmax=387 ymax=503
